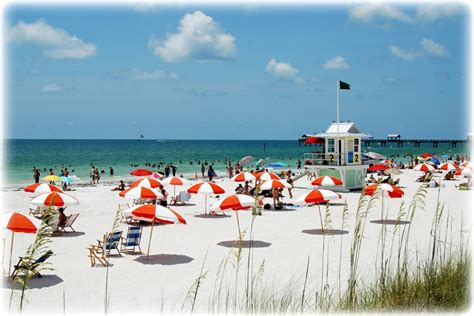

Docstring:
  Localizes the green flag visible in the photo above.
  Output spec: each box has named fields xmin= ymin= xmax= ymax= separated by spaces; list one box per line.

xmin=339 ymin=80 xmax=350 ymax=90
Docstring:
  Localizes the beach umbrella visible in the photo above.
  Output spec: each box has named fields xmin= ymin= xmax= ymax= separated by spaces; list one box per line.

xmin=150 ymin=172 xmax=164 ymax=179
xmin=3 ymin=212 xmax=42 ymax=276
xmin=30 ymin=192 xmax=79 ymax=207
xmin=42 ymin=175 xmax=62 ymax=182
xmin=231 ymin=172 xmax=256 ymax=182
xmin=60 ymin=176 xmax=74 ymax=184
xmin=119 ymin=187 xmax=163 ymax=200
xmin=460 ymin=167 xmax=473 ymax=177
xmin=419 ymin=153 xmax=433 ymax=158
xmin=260 ymin=179 xmax=292 ymax=190
xmin=130 ymin=169 xmax=153 ymax=176
xmin=162 ymin=176 xmax=189 ymax=198
xmin=303 ymin=137 xmax=325 ymax=145
xmin=130 ymin=177 xmax=163 ymax=189
xmin=379 ymin=159 xmax=392 ymax=165
xmin=384 ymin=168 xmax=403 ymax=175
xmin=211 ymin=194 xmax=256 ymax=237
xmin=363 ymin=152 xmax=386 ymax=160
xmin=295 ymin=189 xmax=341 ymax=230
xmin=311 ymin=176 xmax=343 ymax=187
xmin=413 ymin=163 xmax=435 ymax=172
xmin=363 ymin=184 xmax=404 ymax=221
xmin=239 ymin=156 xmax=254 ymax=167
xmin=24 ymin=183 xmax=62 ymax=194
xmin=461 ymin=161 xmax=473 ymax=168
xmin=123 ymin=204 xmax=186 ymax=258
xmin=427 ymin=157 xmax=440 ymax=165
xmin=187 ymin=182 xmax=226 ymax=214
xmin=255 ymin=171 xmax=281 ymax=181
xmin=439 ymin=162 xmax=459 ymax=171
xmin=367 ymin=164 xmax=388 ymax=173
xmin=266 ymin=162 xmax=288 ymax=168
xmin=255 ymin=159 xmax=267 ymax=168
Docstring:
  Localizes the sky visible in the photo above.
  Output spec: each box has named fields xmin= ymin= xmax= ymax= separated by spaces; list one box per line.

xmin=3 ymin=2 xmax=471 ymax=140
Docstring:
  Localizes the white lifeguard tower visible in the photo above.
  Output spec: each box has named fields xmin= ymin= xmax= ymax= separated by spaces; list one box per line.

xmin=303 ymin=121 xmax=370 ymax=191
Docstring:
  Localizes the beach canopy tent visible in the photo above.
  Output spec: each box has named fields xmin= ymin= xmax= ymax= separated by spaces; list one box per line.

xmin=123 ymin=204 xmax=186 ymax=258
xmin=3 ymin=212 xmax=42 ymax=276
xmin=303 ymin=137 xmax=325 ymax=145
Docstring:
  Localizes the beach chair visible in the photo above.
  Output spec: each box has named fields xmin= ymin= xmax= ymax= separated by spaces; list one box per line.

xmin=28 ymin=205 xmax=47 ymax=218
xmin=120 ymin=226 xmax=143 ymax=253
xmin=49 ymin=212 xmax=62 ymax=236
xmin=87 ymin=231 xmax=123 ymax=267
xmin=60 ymin=213 xmax=79 ymax=232
xmin=11 ymin=250 xmax=53 ymax=279
xmin=172 ymin=191 xmax=191 ymax=205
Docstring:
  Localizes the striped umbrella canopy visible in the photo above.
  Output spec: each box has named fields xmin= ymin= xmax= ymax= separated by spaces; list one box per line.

xmin=363 ymin=183 xmax=404 ymax=221
xmin=459 ymin=167 xmax=473 ymax=177
xmin=413 ymin=163 xmax=436 ymax=172
xmin=311 ymin=176 xmax=343 ymax=187
xmin=295 ymin=189 xmax=341 ymax=231
xmin=231 ymin=172 xmax=256 ymax=182
xmin=162 ymin=176 xmax=189 ymax=186
xmin=187 ymin=181 xmax=226 ymax=214
xmin=439 ymin=162 xmax=459 ymax=171
xmin=42 ymin=175 xmax=62 ymax=182
xmin=3 ymin=212 xmax=42 ymax=276
xmin=461 ymin=161 xmax=473 ymax=168
xmin=211 ymin=194 xmax=256 ymax=237
xmin=130 ymin=177 xmax=163 ymax=189
xmin=130 ymin=169 xmax=153 ymax=176
xmin=255 ymin=171 xmax=281 ymax=181
xmin=260 ymin=179 xmax=292 ymax=190
xmin=419 ymin=153 xmax=433 ymax=158
xmin=367 ymin=164 xmax=388 ymax=173
xmin=30 ymin=192 xmax=79 ymax=207
xmin=24 ymin=183 xmax=62 ymax=194
xmin=123 ymin=204 xmax=186 ymax=258
xmin=239 ymin=156 xmax=254 ymax=167
xmin=119 ymin=187 xmax=163 ymax=200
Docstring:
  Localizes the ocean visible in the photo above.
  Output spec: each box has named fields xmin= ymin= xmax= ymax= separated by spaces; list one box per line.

xmin=2 ymin=139 xmax=470 ymax=187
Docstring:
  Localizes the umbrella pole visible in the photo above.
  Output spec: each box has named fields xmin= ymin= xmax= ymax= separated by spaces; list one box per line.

xmin=235 ymin=211 xmax=242 ymax=240
xmin=205 ymin=194 xmax=208 ymax=215
xmin=173 ymin=186 xmax=176 ymax=200
xmin=317 ymin=204 xmax=324 ymax=232
xmin=146 ymin=220 xmax=155 ymax=259
xmin=8 ymin=231 xmax=14 ymax=277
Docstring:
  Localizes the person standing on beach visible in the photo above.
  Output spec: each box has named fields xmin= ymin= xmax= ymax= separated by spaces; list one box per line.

xmin=286 ymin=171 xmax=294 ymax=199
xmin=297 ymin=159 xmax=302 ymax=169
xmin=110 ymin=166 xmax=114 ymax=176
xmin=208 ymin=165 xmax=217 ymax=181
xmin=164 ymin=164 xmax=170 ymax=178
xmin=95 ymin=167 xmax=100 ymax=183
xmin=201 ymin=163 xmax=205 ymax=178
xmin=90 ymin=166 xmax=95 ymax=184
xmin=33 ymin=167 xmax=40 ymax=184
xmin=227 ymin=163 xmax=233 ymax=178
xmin=171 ymin=165 xmax=177 ymax=177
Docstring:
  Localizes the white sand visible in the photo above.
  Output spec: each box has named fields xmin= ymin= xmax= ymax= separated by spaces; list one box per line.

xmin=1 ymin=170 xmax=471 ymax=313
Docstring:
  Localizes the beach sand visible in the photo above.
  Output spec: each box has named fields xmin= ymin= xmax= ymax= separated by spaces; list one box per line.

xmin=1 ymin=170 xmax=471 ymax=313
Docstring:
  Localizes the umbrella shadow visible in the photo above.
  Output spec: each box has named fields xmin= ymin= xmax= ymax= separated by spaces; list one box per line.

xmin=302 ymin=229 xmax=349 ymax=236
xmin=134 ymin=254 xmax=194 ymax=265
xmin=2 ymin=275 xmax=63 ymax=289
xmin=217 ymin=240 xmax=272 ymax=248
xmin=194 ymin=214 xmax=231 ymax=219
xmin=54 ymin=231 xmax=86 ymax=238
xmin=264 ymin=208 xmax=297 ymax=212
xmin=170 ymin=203 xmax=197 ymax=207
xmin=370 ymin=219 xmax=411 ymax=225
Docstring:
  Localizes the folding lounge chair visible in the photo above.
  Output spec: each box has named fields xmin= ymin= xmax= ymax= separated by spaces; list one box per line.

xmin=11 ymin=250 xmax=54 ymax=279
xmin=60 ymin=213 xmax=79 ymax=232
xmin=120 ymin=226 xmax=143 ymax=253
xmin=87 ymin=231 xmax=123 ymax=267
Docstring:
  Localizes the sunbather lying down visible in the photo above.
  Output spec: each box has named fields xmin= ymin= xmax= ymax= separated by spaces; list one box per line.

xmin=456 ymin=180 xmax=472 ymax=190
xmin=416 ymin=172 xmax=432 ymax=183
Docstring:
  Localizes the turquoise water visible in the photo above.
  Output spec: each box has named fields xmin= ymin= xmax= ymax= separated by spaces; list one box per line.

xmin=2 ymin=139 xmax=470 ymax=186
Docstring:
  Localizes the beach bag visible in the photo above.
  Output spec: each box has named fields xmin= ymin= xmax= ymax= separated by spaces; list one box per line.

xmin=263 ymin=203 xmax=271 ymax=210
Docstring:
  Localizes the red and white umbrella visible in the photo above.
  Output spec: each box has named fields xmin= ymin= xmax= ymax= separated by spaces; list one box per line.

xmin=3 ymin=212 xmax=42 ymax=276
xmin=130 ymin=169 xmax=153 ymax=176
xmin=311 ymin=176 xmax=343 ymax=187
xmin=119 ymin=187 xmax=163 ymax=200
xmin=459 ymin=167 xmax=473 ymax=177
xmin=187 ymin=181 xmax=226 ymax=214
xmin=255 ymin=172 xmax=280 ymax=181
xmin=30 ymin=192 xmax=79 ymax=207
xmin=380 ymin=159 xmax=392 ymax=165
xmin=461 ymin=161 xmax=473 ymax=168
xmin=162 ymin=176 xmax=189 ymax=198
xmin=413 ymin=163 xmax=435 ymax=172
xmin=439 ymin=162 xmax=459 ymax=171
xmin=210 ymin=194 xmax=256 ymax=237
xmin=363 ymin=183 xmax=404 ymax=221
xmin=296 ymin=189 xmax=341 ymax=230
xmin=130 ymin=177 xmax=163 ymax=189
xmin=260 ymin=179 xmax=292 ymax=190
xmin=24 ymin=183 xmax=62 ymax=193
xmin=123 ymin=204 xmax=186 ymax=258
xmin=231 ymin=172 xmax=256 ymax=182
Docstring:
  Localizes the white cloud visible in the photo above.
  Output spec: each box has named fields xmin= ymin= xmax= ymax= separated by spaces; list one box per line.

xmin=323 ymin=56 xmax=350 ymax=70
xmin=148 ymin=11 xmax=236 ymax=63
xmin=420 ymin=38 xmax=448 ymax=57
xmin=415 ymin=4 xmax=463 ymax=23
xmin=41 ymin=83 xmax=62 ymax=92
xmin=348 ymin=4 xmax=412 ymax=24
xmin=389 ymin=45 xmax=422 ymax=61
xmin=129 ymin=68 xmax=179 ymax=80
xmin=9 ymin=19 xmax=97 ymax=59
xmin=265 ymin=58 xmax=303 ymax=83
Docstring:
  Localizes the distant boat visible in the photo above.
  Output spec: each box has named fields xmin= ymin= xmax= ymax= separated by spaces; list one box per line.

xmin=139 ymin=134 xmax=144 ymax=140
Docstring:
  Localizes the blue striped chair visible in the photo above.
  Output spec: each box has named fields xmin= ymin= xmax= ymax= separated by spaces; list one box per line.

xmin=120 ymin=226 xmax=143 ymax=253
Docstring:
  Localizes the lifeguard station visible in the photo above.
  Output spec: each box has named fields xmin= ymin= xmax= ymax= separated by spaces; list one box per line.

xmin=303 ymin=122 xmax=370 ymax=191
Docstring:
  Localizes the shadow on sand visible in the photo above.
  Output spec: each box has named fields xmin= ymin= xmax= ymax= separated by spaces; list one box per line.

xmin=302 ymin=229 xmax=349 ymax=236
xmin=264 ymin=208 xmax=298 ymax=212
xmin=54 ymin=231 xmax=86 ymax=238
xmin=134 ymin=254 xmax=194 ymax=265
xmin=194 ymin=213 xmax=231 ymax=219
xmin=2 ymin=275 xmax=63 ymax=289
xmin=370 ymin=219 xmax=411 ymax=225
xmin=217 ymin=240 xmax=272 ymax=248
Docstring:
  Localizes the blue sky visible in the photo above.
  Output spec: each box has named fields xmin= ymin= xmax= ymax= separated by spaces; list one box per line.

xmin=4 ymin=3 xmax=471 ymax=139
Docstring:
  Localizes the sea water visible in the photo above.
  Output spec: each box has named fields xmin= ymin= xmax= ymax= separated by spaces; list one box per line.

xmin=2 ymin=139 xmax=470 ymax=187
